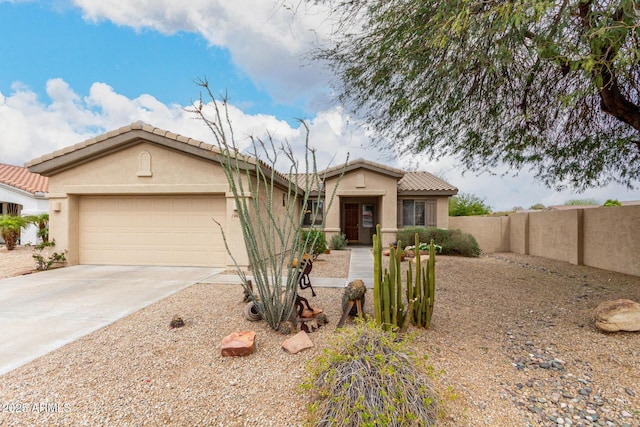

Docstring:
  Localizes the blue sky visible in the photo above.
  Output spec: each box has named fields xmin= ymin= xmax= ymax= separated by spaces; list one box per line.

xmin=0 ymin=1 xmax=305 ymax=122
xmin=1 ymin=0 xmax=639 ymax=210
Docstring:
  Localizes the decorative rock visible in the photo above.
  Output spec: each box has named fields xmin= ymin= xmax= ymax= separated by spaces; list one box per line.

xmin=170 ymin=315 xmax=185 ymax=328
xmin=221 ymin=331 xmax=256 ymax=357
xmin=594 ymin=299 xmax=640 ymax=332
xmin=281 ymin=331 xmax=314 ymax=354
xmin=410 ymin=255 xmax=430 ymax=266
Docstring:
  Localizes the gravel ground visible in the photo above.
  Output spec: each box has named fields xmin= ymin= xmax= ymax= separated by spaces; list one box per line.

xmin=0 ymin=246 xmax=639 ymax=426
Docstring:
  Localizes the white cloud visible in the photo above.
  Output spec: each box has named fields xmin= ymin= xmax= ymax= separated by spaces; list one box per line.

xmin=0 ymin=78 xmax=369 ymax=172
xmin=1 ymin=79 xmax=638 ymax=210
xmin=71 ymin=0 xmax=333 ymax=107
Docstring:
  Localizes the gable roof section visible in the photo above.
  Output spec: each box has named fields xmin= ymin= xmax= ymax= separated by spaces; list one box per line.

xmin=302 ymin=159 xmax=457 ymax=195
xmin=25 ymin=122 xmax=296 ymax=191
xmin=0 ymin=163 xmax=49 ymax=195
xmin=322 ymin=158 xmax=405 ymax=179
xmin=26 ymin=122 xmax=227 ymax=176
xmin=398 ymin=171 xmax=458 ymax=195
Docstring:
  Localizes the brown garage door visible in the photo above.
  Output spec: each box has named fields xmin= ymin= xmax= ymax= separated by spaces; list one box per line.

xmin=79 ymin=195 xmax=226 ymax=267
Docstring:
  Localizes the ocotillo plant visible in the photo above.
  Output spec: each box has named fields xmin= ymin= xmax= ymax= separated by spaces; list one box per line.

xmin=192 ymin=78 xmax=347 ymax=331
xmin=406 ymin=233 xmax=436 ymax=329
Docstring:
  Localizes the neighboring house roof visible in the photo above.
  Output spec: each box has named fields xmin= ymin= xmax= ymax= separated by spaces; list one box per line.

xmin=0 ymin=163 xmax=48 ymax=195
xmin=621 ymin=200 xmax=640 ymax=206
xmin=545 ymin=204 xmax=600 ymax=211
xmin=398 ymin=171 xmax=458 ymax=195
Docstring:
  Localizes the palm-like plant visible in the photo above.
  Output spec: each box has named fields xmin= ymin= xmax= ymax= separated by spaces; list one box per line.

xmin=24 ymin=213 xmax=49 ymax=242
xmin=0 ymin=215 xmax=30 ymax=250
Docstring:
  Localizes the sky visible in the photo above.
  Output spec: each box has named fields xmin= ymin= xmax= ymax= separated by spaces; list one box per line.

xmin=1 ymin=0 xmax=639 ymax=211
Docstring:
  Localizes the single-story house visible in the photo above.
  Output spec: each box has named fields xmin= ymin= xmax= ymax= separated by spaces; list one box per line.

xmin=0 ymin=163 xmax=49 ymax=245
xmin=26 ymin=122 xmax=457 ymax=269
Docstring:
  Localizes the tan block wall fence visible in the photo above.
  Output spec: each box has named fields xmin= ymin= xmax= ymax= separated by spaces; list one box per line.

xmin=449 ymin=205 xmax=640 ymax=277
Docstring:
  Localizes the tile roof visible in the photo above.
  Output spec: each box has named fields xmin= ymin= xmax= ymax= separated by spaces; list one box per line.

xmin=398 ymin=171 xmax=458 ymax=193
xmin=24 ymin=122 xmax=457 ymax=195
xmin=322 ymin=158 xmax=405 ymax=179
xmin=0 ymin=163 xmax=48 ymax=194
xmin=25 ymin=121 xmax=222 ymax=169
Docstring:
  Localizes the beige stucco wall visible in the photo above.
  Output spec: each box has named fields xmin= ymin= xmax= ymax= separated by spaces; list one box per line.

xmin=46 ymin=142 xmax=248 ymax=268
xmin=583 ymin=205 xmax=640 ymax=276
xmin=448 ymin=215 xmax=510 ymax=253
xmin=509 ymin=212 xmax=529 ymax=255
xmin=529 ymin=210 xmax=582 ymax=265
xmin=446 ymin=207 xmax=640 ymax=277
xmin=324 ymin=168 xmax=398 ymax=247
xmin=435 ymin=197 xmax=450 ymax=229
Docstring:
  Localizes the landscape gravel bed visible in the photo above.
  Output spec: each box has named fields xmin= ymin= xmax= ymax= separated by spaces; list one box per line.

xmin=0 ymin=248 xmax=638 ymax=426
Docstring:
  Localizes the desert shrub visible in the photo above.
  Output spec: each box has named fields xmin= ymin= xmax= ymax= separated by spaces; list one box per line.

xmin=329 ymin=233 xmax=348 ymax=250
xmin=32 ymin=239 xmax=67 ymax=271
xmin=305 ymin=321 xmax=437 ymax=426
xmin=302 ymin=229 xmax=327 ymax=258
xmin=396 ymin=227 xmax=480 ymax=257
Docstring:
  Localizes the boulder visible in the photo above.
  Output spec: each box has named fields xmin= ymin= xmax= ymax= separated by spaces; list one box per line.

xmin=594 ymin=299 xmax=640 ymax=332
xmin=282 ymin=331 xmax=314 ymax=354
xmin=410 ymin=255 xmax=430 ymax=267
xmin=221 ymin=331 xmax=256 ymax=357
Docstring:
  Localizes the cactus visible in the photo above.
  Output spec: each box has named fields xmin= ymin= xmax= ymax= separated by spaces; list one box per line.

xmin=372 ymin=225 xmax=407 ymax=331
xmin=372 ymin=226 xmax=436 ymax=331
xmin=409 ymin=233 xmax=436 ymax=329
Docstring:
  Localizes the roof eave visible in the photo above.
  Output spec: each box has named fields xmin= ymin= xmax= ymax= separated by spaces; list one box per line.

xmin=323 ymin=160 xmax=404 ymax=180
xmin=397 ymin=189 xmax=458 ymax=196
xmin=27 ymin=129 xmax=226 ymax=176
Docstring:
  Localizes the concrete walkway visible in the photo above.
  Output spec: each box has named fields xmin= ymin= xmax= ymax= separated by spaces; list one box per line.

xmin=346 ymin=246 xmax=374 ymax=287
xmin=210 ymin=246 xmax=375 ymax=288
xmin=0 ymin=265 xmax=221 ymax=375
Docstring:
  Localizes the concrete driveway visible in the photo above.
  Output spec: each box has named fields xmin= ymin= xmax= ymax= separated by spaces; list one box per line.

xmin=0 ymin=265 xmax=221 ymax=375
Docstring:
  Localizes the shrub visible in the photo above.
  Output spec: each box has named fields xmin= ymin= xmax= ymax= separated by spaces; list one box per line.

xmin=32 ymin=239 xmax=67 ymax=271
xmin=603 ymin=199 xmax=622 ymax=206
xmin=396 ymin=227 xmax=481 ymax=257
xmin=305 ymin=321 xmax=438 ymax=426
xmin=329 ymin=233 xmax=348 ymax=250
xmin=0 ymin=215 xmax=30 ymax=250
xmin=301 ymin=229 xmax=327 ymax=258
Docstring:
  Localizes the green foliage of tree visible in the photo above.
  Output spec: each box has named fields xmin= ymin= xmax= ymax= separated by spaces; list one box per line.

xmin=317 ymin=0 xmax=640 ymax=189
xmin=564 ymin=198 xmax=600 ymax=206
xmin=448 ymin=193 xmax=491 ymax=216
xmin=604 ymin=198 xmax=623 ymax=206
xmin=529 ymin=203 xmax=546 ymax=210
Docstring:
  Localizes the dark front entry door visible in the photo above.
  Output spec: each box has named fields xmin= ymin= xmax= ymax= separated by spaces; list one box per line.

xmin=345 ymin=203 xmax=359 ymax=242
